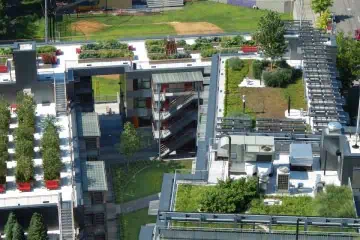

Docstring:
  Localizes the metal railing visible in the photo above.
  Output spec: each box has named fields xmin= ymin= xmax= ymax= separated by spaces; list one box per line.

xmin=94 ymin=95 xmax=118 ymax=103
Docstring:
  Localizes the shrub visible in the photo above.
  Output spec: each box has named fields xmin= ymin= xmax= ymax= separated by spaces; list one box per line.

xmin=148 ymin=52 xmax=191 ymax=60
xmin=263 ymin=68 xmax=293 ymax=87
xmin=220 ymin=35 xmax=244 ymax=48
xmin=27 ymin=213 xmax=48 ymax=240
xmin=41 ymin=53 xmax=57 ymax=64
xmin=199 ymin=177 xmax=258 ymax=213
xmin=37 ymin=46 xmax=56 ymax=54
xmin=228 ymin=58 xmax=245 ymax=71
xmin=0 ymin=48 xmax=12 ymax=56
xmin=15 ymin=126 xmax=35 ymax=142
xmin=200 ymin=48 xmax=218 ymax=58
xmin=5 ymin=212 xmax=17 ymax=240
xmin=79 ymin=49 xmax=134 ymax=59
xmin=252 ymin=60 xmax=269 ymax=79
xmin=81 ymin=40 xmax=128 ymax=50
xmin=145 ymin=40 xmax=165 ymax=48
xmin=147 ymin=45 xmax=165 ymax=53
xmin=176 ymin=40 xmax=187 ymax=47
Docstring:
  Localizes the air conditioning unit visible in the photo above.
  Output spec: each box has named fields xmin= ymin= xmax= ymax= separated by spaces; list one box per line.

xmin=277 ymin=166 xmax=290 ymax=192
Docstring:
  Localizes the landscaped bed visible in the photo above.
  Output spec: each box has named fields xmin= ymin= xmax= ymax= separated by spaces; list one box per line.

xmin=78 ymin=40 xmax=134 ymax=60
xmin=113 ymin=160 xmax=193 ymax=203
xmin=224 ymin=58 xmax=306 ymax=118
xmin=0 ymin=99 xmax=10 ymax=192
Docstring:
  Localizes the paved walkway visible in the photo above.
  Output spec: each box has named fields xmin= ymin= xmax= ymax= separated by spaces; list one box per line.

xmin=116 ymin=193 xmax=160 ymax=214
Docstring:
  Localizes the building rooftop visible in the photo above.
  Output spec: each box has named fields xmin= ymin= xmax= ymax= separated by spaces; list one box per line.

xmin=152 ymin=71 xmax=204 ymax=84
xmin=81 ymin=161 xmax=108 ymax=192
xmin=76 ymin=112 xmax=101 ymax=137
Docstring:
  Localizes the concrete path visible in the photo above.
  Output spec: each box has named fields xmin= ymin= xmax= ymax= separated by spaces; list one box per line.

xmin=116 ymin=193 xmax=160 ymax=214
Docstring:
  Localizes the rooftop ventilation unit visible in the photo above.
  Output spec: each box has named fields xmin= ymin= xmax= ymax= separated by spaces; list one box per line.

xmin=277 ymin=166 xmax=290 ymax=192
xmin=261 ymin=145 xmax=272 ymax=152
xmin=327 ymin=121 xmax=342 ymax=135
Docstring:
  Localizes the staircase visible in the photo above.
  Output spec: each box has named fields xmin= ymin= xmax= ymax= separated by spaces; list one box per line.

xmin=55 ymin=79 xmax=67 ymax=116
xmin=59 ymin=200 xmax=75 ymax=240
xmin=160 ymin=128 xmax=197 ymax=158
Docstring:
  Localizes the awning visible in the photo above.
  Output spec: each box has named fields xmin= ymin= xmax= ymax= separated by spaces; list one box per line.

xmin=82 ymin=161 xmax=108 ymax=192
xmin=290 ymin=143 xmax=313 ymax=167
xmin=152 ymin=71 xmax=203 ymax=84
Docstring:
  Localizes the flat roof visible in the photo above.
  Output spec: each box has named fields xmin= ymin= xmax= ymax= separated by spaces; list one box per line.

xmin=82 ymin=161 xmax=108 ymax=192
xmin=76 ymin=112 xmax=101 ymax=137
xmin=290 ymin=143 xmax=313 ymax=159
xmin=152 ymin=71 xmax=204 ymax=84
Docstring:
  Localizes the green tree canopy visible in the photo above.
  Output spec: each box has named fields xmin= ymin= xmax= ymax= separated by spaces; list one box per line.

xmin=199 ymin=177 xmax=258 ymax=213
xmin=316 ymin=9 xmax=331 ymax=31
xmin=5 ymin=212 xmax=17 ymax=240
xmin=12 ymin=222 xmax=25 ymax=240
xmin=311 ymin=0 xmax=333 ymax=15
xmin=336 ymin=32 xmax=360 ymax=89
xmin=254 ymin=11 xmax=287 ymax=67
xmin=120 ymin=122 xmax=141 ymax=166
xmin=15 ymin=155 xmax=33 ymax=182
xmin=27 ymin=213 xmax=48 ymax=240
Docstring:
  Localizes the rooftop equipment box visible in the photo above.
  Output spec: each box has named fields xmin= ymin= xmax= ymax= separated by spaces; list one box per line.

xmin=289 ymin=143 xmax=313 ymax=170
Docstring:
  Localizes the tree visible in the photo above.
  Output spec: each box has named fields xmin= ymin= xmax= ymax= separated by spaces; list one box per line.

xmin=0 ymin=0 xmax=8 ymax=36
xmin=119 ymin=122 xmax=141 ymax=168
xmin=316 ymin=9 xmax=331 ymax=31
xmin=15 ymin=155 xmax=33 ymax=183
xmin=27 ymin=213 xmax=48 ymax=240
xmin=311 ymin=0 xmax=333 ymax=15
xmin=199 ymin=177 xmax=258 ymax=213
xmin=254 ymin=11 xmax=287 ymax=69
xmin=11 ymin=222 xmax=25 ymax=240
xmin=4 ymin=212 xmax=17 ymax=240
xmin=336 ymin=32 xmax=360 ymax=89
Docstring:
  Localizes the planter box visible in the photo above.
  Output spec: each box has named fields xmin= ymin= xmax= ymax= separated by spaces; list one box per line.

xmin=78 ymin=57 xmax=130 ymax=63
xmin=45 ymin=180 xmax=60 ymax=190
xmin=17 ymin=182 xmax=31 ymax=192
xmin=0 ymin=184 xmax=5 ymax=193
xmin=149 ymin=58 xmax=195 ymax=65
xmin=201 ymin=57 xmax=212 ymax=62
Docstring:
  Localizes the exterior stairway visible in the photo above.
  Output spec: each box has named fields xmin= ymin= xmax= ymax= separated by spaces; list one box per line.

xmin=160 ymin=127 xmax=197 ymax=158
xmin=55 ymin=79 xmax=67 ymax=116
xmin=59 ymin=200 xmax=75 ymax=240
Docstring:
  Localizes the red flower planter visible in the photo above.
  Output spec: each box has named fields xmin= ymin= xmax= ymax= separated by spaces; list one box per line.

xmin=17 ymin=182 xmax=31 ymax=192
xmin=0 ymin=184 xmax=5 ymax=193
xmin=45 ymin=180 xmax=60 ymax=190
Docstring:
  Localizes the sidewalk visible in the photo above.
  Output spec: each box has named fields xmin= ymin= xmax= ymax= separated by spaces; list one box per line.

xmin=293 ymin=0 xmax=316 ymax=25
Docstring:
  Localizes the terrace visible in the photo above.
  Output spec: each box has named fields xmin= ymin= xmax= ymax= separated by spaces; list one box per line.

xmin=0 ymin=103 xmax=73 ymax=208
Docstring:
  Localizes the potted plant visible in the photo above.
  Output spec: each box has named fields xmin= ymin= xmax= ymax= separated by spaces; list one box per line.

xmin=15 ymin=155 xmax=34 ymax=192
xmin=41 ymin=116 xmax=62 ymax=190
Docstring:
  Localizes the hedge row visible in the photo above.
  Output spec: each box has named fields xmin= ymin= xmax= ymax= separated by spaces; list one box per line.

xmin=15 ymin=93 xmax=35 ymax=183
xmin=0 ymin=98 xmax=10 ymax=184
xmin=148 ymin=52 xmax=191 ymax=60
xmin=41 ymin=116 xmax=62 ymax=181
xmin=81 ymin=40 xmax=129 ymax=51
xmin=79 ymin=49 xmax=134 ymax=59
xmin=37 ymin=46 xmax=56 ymax=54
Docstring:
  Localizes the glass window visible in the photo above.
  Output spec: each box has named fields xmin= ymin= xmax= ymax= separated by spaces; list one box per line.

xmin=139 ymin=78 xmax=151 ymax=89
xmin=134 ymin=98 xmax=147 ymax=108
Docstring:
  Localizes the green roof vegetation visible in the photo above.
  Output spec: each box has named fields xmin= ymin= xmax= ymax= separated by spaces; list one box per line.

xmin=119 ymin=208 xmax=156 ymax=240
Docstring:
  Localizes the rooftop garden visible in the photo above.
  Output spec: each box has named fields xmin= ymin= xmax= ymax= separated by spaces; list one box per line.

xmin=119 ymin=208 xmax=156 ymax=240
xmin=14 ymin=93 xmax=36 ymax=191
xmin=41 ymin=116 xmax=62 ymax=190
xmin=79 ymin=40 xmax=134 ymax=60
xmin=145 ymin=40 xmax=191 ymax=61
xmin=176 ymin=180 xmax=356 ymax=218
xmin=0 ymin=98 xmax=10 ymax=190
xmin=37 ymin=46 xmax=60 ymax=65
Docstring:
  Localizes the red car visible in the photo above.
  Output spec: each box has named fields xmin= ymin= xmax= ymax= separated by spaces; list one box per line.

xmin=355 ymin=29 xmax=360 ymax=41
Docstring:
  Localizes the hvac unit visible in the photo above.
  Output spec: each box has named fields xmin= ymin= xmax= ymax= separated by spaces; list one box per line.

xmin=277 ymin=166 xmax=290 ymax=192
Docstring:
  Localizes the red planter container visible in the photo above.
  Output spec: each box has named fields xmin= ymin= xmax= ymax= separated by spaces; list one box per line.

xmin=0 ymin=65 xmax=7 ymax=73
xmin=241 ymin=45 xmax=258 ymax=53
xmin=17 ymin=182 xmax=31 ymax=192
xmin=0 ymin=184 xmax=5 ymax=193
xmin=45 ymin=180 xmax=60 ymax=190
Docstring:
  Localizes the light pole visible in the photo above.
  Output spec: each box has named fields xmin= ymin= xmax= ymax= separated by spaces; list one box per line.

xmin=45 ymin=0 xmax=48 ymax=43
xmin=353 ymin=93 xmax=360 ymax=149
xmin=242 ymin=95 xmax=246 ymax=113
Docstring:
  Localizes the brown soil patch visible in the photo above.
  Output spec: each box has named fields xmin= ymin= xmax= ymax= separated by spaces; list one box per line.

xmin=238 ymin=88 xmax=287 ymax=118
xmin=169 ymin=22 xmax=223 ymax=35
xmin=71 ymin=20 xmax=110 ymax=35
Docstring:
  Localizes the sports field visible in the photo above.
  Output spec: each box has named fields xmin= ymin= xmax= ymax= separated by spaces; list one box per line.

xmin=51 ymin=2 xmax=292 ymax=41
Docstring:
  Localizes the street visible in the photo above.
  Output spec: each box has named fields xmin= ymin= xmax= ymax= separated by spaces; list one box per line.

xmin=332 ymin=0 xmax=360 ymax=35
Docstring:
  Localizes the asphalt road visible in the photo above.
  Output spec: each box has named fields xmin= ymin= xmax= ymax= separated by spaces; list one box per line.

xmin=332 ymin=0 xmax=360 ymax=35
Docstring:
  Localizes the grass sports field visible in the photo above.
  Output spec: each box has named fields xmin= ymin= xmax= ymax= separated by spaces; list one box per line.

xmin=50 ymin=2 xmax=292 ymax=41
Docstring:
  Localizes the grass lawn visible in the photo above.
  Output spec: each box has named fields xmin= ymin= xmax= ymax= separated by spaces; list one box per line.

xmin=113 ymin=160 xmax=193 ymax=203
xmin=119 ymin=208 xmax=156 ymax=240
xmin=50 ymin=2 xmax=292 ymax=41
xmin=92 ymin=74 xmax=123 ymax=96
xmin=225 ymin=59 xmax=307 ymax=118
xmin=175 ymin=184 xmax=213 ymax=212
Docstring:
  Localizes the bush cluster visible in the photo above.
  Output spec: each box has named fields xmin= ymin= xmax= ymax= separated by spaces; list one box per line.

xmin=79 ymin=49 xmax=134 ymax=59
xmin=41 ymin=116 xmax=62 ymax=181
xmin=37 ymin=45 xmax=56 ymax=54
xmin=220 ymin=35 xmax=244 ymax=48
xmin=81 ymin=40 xmax=129 ymax=51
xmin=252 ymin=60 xmax=269 ymax=79
xmin=200 ymin=47 xmax=240 ymax=58
xmin=199 ymin=178 xmax=258 ymax=213
xmin=228 ymin=57 xmax=245 ymax=71
xmin=15 ymin=93 xmax=35 ymax=183
xmin=263 ymin=68 xmax=293 ymax=87
xmin=148 ymin=52 xmax=191 ymax=60
xmin=41 ymin=53 xmax=57 ymax=64
xmin=0 ymin=48 xmax=12 ymax=56
xmin=0 ymin=98 xmax=10 ymax=184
